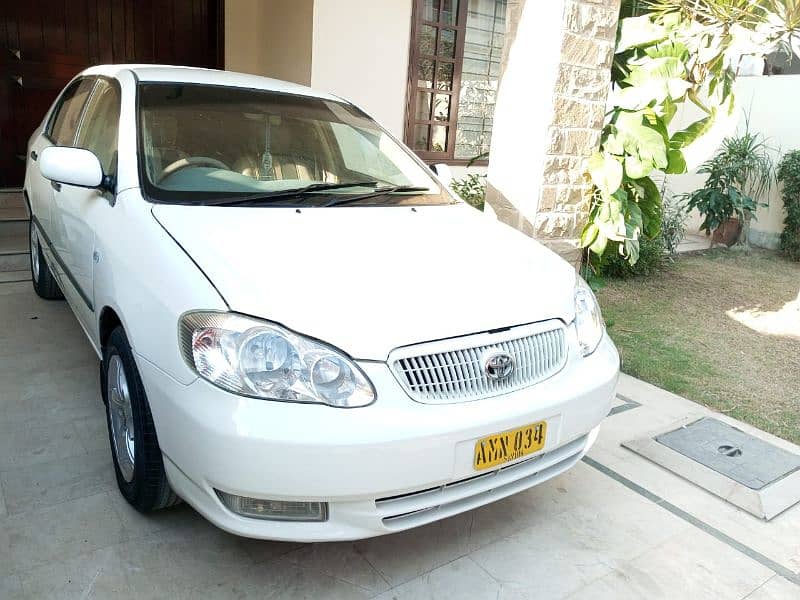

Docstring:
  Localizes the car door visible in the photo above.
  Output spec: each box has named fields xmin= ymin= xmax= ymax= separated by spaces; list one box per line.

xmin=52 ymin=77 xmax=121 ymax=335
xmin=27 ymin=77 xmax=95 ymax=252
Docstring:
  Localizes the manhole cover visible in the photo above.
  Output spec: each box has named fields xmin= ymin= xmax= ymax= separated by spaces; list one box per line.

xmin=656 ymin=418 xmax=800 ymax=490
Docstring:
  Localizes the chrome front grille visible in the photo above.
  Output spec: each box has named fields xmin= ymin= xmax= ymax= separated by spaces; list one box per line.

xmin=390 ymin=322 xmax=568 ymax=404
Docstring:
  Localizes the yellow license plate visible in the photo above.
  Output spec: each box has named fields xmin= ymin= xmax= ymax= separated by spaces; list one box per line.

xmin=473 ymin=421 xmax=547 ymax=471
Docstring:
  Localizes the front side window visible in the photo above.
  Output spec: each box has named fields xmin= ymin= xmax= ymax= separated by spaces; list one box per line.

xmin=405 ymin=0 xmax=507 ymax=163
xmin=138 ymin=83 xmax=450 ymax=206
xmin=49 ymin=78 xmax=96 ymax=146
xmin=75 ymin=79 xmax=121 ymax=177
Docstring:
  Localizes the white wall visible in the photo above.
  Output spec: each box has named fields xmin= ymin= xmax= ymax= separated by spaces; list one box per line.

xmin=310 ymin=0 xmax=413 ymax=138
xmin=225 ymin=0 xmax=313 ymax=85
xmin=667 ymin=75 xmax=800 ymax=248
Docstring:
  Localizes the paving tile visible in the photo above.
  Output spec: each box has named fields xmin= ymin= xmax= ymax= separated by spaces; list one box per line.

xmin=283 ymin=542 xmax=391 ymax=594
xmin=17 ymin=524 xmax=276 ymax=600
xmin=0 ymin=281 xmax=30 ymax=296
xmin=0 ymin=574 xmax=24 ymax=600
xmin=469 ymin=474 xmax=688 ymax=600
xmin=567 ymin=527 xmax=775 ymax=600
xmin=0 ymin=361 xmax=101 ymax=429
xmin=0 ymin=421 xmax=86 ymax=470
xmin=744 ymin=575 xmax=800 ymax=599
xmin=73 ymin=413 xmax=111 ymax=453
xmin=353 ymin=511 xmax=477 ymax=587
xmin=0 ymin=482 xmax=7 ymax=519
xmin=0 ymin=492 xmax=125 ymax=577
xmin=198 ymin=556 xmax=375 ymax=599
xmin=0 ymin=449 xmax=115 ymax=515
xmin=373 ymin=556 xmax=499 ymax=600
xmin=470 ymin=519 xmax=615 ymax=599
xmin=596 ymin=447 xmax=800 ymax=575
xmin=106 ymin=489 xmax=206 ymax=542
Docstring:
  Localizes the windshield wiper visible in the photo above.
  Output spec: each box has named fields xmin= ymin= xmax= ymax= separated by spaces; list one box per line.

xmin=323 ymin=185 xmax=432 ymax=207
xmin=204 ymin=181 xmax=380 ymax=206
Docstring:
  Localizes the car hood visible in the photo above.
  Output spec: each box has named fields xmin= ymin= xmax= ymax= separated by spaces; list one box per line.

xmin=152 ymin=202 xmax=577 ymax=360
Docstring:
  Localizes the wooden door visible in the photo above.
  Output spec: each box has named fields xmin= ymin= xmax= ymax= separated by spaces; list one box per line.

xmin=0 ymin=0 xmax=224 ymax=188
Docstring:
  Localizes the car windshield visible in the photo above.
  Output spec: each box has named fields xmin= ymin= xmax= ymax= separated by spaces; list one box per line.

xmin=137 ymin=83 xmax=452 ymax=206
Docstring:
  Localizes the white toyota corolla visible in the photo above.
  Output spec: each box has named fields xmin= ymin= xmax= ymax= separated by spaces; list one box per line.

xmin=24 ymin=64 xmax=619 ymax=541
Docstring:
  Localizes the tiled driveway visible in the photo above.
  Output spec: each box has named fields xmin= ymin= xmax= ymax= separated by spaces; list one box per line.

xmin=1 ymin=280 xmax=798 ymax=599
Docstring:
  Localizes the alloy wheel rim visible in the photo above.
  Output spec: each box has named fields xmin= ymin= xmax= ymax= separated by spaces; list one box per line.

xmin=30 ymin=227 xmax=39 ymax=282
xmin=108 ymin=354 xmax=136 ymax=482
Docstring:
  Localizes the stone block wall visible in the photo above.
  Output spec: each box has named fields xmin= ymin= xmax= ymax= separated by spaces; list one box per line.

xmin=485 ymin=0 xmax=620 ymax=267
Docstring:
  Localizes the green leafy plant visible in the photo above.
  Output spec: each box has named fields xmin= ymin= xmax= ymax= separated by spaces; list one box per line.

xmin=684 ymin=128 xmax=774 ymax=248
xmin=582 ymin=0 xmax=800 ymax=265
xmin=776 ymin=150 xmax=800 ymax=260
xmin=597 ymin=235 xmax=667 ymax=278
xmin=660 ymin=188 xmax=688 ymax=255
xmin=451 ymin=173 xmax=486 ymax=210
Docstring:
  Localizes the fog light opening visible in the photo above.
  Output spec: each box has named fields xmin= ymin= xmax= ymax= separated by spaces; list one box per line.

xmin=215 ymin=490 xmax=328 ymax=522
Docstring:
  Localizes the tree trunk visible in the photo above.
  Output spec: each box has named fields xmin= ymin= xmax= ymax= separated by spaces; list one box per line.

xmin=735 ymin=211 xmax=753 ymax=251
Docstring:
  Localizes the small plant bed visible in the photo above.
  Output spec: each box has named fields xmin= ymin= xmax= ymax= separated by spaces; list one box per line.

xmin=597 ymin=249 xmax=800 ymax=444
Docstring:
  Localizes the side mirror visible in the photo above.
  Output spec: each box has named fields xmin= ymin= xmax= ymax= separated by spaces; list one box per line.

xmin=40 ymin=146 xmax=103 ymax=189
xmin=430 ymin=163 xmax=453 ymax=188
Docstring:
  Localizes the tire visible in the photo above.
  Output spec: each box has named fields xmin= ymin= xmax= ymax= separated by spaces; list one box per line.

xmin=102 ymin=326 xmax=180 ymax=511
xmin=30 ymin=221 xmax=63 ymax=300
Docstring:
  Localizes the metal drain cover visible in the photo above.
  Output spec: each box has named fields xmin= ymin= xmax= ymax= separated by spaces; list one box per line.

xmin=656 ymin=418 xmax=800 ymax=490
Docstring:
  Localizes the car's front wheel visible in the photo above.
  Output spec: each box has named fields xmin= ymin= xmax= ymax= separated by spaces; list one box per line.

xmin=102 ymin=326 xmax=179 ymax=511
xmin=30 ymin=221 xmax=63 ymax=300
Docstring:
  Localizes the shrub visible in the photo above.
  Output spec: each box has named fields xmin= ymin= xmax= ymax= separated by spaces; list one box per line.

xmin=661 ymin=193 xmax=688 ymax=256
xmin=451 ymin=173 xmax=486 ymax=210
xmin=596 ymin=235 xmax=666 ymax=279
xmin=776 ymin=150 xmax=800 ymax=261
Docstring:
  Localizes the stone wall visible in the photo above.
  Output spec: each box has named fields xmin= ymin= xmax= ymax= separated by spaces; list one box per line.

xmin=485 ymin=0 xmax=620 ymax=267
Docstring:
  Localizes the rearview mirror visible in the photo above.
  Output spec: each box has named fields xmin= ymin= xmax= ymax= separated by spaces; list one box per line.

xmin=430 ymin=163 xmax=453 ymax=187
xmin=40 ymin=146 xmax=103 ymax=189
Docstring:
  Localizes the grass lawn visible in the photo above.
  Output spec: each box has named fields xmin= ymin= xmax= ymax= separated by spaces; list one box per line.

xmin=597 ymin=249 xmax=800 ymax=444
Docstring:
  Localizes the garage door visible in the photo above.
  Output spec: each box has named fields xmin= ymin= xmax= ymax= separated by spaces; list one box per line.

xmin=0 ymin=0 xmax=224 ymax=187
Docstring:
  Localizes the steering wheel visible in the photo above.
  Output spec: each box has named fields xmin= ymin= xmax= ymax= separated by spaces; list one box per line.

xmin=157 ymin=156 xmax=232 ymax=184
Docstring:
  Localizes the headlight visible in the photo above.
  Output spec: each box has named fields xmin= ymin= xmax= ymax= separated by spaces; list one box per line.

xmin=574 ymin=276 xmax=604 ymax=356
xmin=179 ymin=312 xmax=375 ymax=407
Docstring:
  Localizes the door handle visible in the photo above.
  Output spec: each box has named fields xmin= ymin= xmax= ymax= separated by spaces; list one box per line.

xmin=30 ymin=150 xmax=37 ymax=161
xmin=51 ymin=181 xmax=61 ymax=192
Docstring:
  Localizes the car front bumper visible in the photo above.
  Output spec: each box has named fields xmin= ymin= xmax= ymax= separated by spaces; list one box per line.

xmin=136 ymin=332 xmax=619 ymax=541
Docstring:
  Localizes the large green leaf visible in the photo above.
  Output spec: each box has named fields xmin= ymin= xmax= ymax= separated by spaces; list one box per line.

xmin=617 ymin=15 xmax=667 ymax=52
xmin=588 ymin=152 xmax=623 ymax=198
xmin=634 ymin=176 xmax=663 ymax=238
xmin=670 ymin=109 xmax=717 ymax=149
xmin=615 ymin=111 xmax=669 ymax=178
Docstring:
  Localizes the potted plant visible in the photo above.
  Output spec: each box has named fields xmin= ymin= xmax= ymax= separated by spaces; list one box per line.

xmin=685 ymin=127 xmax=774 ymax=249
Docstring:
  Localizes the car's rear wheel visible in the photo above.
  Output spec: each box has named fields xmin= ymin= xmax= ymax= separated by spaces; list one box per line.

xmin=102 ymin=326 xmax=179 ymax=511
xmin=30 ymin=221 xmax=63 ymax=300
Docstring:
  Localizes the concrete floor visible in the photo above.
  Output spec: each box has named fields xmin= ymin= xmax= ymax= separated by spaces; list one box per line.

xmin=1 ymin=280 xmax=799 ymax=599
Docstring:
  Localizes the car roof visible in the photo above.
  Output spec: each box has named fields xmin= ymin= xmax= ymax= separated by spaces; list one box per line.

xmin=81 ymin=64 xmax=340 ymax=101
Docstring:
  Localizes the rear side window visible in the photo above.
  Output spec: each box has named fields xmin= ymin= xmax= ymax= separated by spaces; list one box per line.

xmin=75 ymin=79 xmax=121 ymax=177
xmin=49 ymin=78 xmax=95 ymax=146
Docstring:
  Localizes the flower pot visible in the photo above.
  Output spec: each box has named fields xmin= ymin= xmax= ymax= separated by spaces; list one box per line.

xmin=712 ymin=217 xmax=741 ymax=247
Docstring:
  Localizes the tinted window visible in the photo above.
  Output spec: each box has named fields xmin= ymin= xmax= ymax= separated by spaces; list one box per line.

xmin=75 ymin=79 xmax=121 ymax=176
xmin=49 ymin=78 xmax=95 ymax=146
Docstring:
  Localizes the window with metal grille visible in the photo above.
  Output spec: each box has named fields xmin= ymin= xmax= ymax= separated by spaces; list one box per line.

xmin=405 ymin=0 xmax=507 ymax=165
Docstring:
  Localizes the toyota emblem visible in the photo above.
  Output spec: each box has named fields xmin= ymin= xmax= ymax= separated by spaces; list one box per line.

xmin=484 ymin=350 xmax=515 ymax=380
